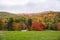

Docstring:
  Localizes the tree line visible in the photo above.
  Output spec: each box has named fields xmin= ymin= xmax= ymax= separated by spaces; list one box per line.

xmin=0 ymin=13 xmax=60 ymax=31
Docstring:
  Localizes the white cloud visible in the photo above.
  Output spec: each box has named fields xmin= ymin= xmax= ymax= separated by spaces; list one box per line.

xmin=0 ymin=0 xmax=28 ymax=6
xmin=0 ymin=0 xmax=60 ymax=14
xmin=29 ymin=0 xmax=47 ymax=4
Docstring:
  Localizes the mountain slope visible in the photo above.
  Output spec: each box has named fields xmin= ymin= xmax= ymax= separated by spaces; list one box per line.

xmin=0 ymin=12 xmax=15 ymax=18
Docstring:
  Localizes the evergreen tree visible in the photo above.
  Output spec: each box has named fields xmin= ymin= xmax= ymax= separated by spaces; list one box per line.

xmin=27 ymin=18 xmax=32 ymax=31
xmin=7 ymin=18 xmax=14 ymax=31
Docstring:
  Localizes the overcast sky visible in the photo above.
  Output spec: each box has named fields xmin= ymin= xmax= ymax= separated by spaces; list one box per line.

xmin=0 ymin=0 xmax=60 ymax=14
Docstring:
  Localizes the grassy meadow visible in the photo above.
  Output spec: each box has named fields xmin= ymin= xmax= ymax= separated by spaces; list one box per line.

xmin=0 ymin=30 xmax=60 ymax=40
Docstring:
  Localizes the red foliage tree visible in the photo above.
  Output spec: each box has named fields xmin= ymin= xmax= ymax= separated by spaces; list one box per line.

xmin=57 ymin=22 xmax=60 ymax=31
xmin=31 ymin=22 xmax=45 ymax=31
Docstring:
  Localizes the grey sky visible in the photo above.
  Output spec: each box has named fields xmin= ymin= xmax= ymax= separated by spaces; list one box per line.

xmin=0 ymin=0 xmax=60 ymax=14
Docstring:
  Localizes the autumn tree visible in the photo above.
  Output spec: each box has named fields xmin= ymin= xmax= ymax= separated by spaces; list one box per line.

xmin=0 ymin=19 xmax=3 ymax=30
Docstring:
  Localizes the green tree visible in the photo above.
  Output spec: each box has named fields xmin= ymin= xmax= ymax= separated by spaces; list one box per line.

xmin=7 ymin=18 xmax=14 ymax=31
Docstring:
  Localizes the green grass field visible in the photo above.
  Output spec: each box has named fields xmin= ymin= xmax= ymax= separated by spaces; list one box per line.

xmin=0 ymin=30 xmax=60 ymax=40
